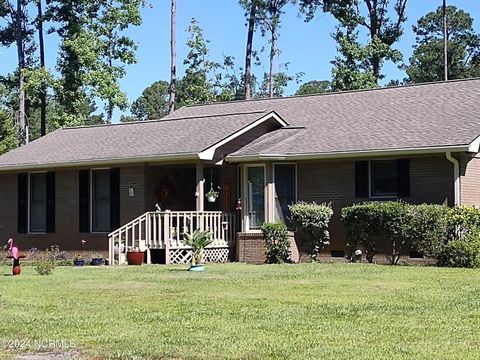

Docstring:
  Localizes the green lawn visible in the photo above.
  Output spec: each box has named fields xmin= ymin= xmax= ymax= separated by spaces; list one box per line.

xmin=0 ymin=263 xmax=479 ymax=360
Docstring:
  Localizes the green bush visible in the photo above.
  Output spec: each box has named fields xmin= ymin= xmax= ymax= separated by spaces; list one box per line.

xmin=447 ymin=206 xmax=480 ymax=239
xmin=437 ymin=228 xmax=480 ymax=268
xmin=342 ymin=202 xmax=480 ymax=267
xmin=341 ymin=202 xmax=413 ymax=264
xmin=289 ymin=202 xmax=333 ymax=260
xmin=35 ymin=245 xmax=60 ymax=275
xmin=261 ymin=223 xmax=290 ymax=264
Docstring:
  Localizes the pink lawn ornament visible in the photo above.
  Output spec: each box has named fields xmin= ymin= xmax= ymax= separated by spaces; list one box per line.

xmin=7 ymin=238 xmax=21 ymax=275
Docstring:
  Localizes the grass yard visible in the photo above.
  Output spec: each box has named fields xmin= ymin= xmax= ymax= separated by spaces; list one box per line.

xmin=0 ymin=263 xmax=479 ymax=360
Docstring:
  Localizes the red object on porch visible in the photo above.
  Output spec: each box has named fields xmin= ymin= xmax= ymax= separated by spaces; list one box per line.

xmin=127 ymin=251 xmax=144 ymax=265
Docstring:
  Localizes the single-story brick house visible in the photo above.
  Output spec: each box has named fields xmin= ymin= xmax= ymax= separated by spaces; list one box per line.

xmin=0 ymin=79 xmax=479 ymax=263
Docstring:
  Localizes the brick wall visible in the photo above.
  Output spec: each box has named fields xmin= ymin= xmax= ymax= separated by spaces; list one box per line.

xmin=0 ymin=165 xmax=147 ymax=252
xmin=236 ymin=231 xmax=299 ymax=263
xmin=460 ymin=153 xmax=480 ymax=206
xmin=296 ymin=155 xmax=454 ymax=256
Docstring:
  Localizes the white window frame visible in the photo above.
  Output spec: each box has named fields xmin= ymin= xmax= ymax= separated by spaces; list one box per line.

xmin=243 ymin=164 xmax=266 ymax=232
xmin=272 ymin=163 xmax=297 ymax=226
xmin=90 ymin=168 xmax=111 ymax=234
xmin=28 ymin=171 xmax=47 ymax=234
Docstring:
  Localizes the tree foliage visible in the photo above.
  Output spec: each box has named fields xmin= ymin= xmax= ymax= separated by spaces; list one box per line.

xmin=120 ymin=80 xmax=169 ymax=122
xmin=300 ymin=0 xmax=407 ymax=89
xmin=295 ymin=80 xmax=331 ymax=95
xmin=405 ymin=5 xmax=480 ymax=83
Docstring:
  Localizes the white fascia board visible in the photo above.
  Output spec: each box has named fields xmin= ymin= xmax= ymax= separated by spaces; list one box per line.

xmin=197 ymin=111 xmax=288 ymax=161
xmin=226 ymin=145 xmax=470 ymax=162
xmin=468 ymin=134 xmax=480 ymax=153
xmin=0 ymin=153 xmax=198 ymax=172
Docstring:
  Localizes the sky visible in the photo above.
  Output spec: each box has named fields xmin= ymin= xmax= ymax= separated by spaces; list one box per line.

xmin=1 ymin=0 xmax=480 ymax=122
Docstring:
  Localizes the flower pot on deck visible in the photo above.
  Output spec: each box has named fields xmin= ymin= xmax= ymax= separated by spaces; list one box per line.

xmin=127 ymin=251 xmax=144 ymax=265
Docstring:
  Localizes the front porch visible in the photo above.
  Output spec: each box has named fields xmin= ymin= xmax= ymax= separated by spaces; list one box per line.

xmin=108 ymin=211 xmax=236 ymax=265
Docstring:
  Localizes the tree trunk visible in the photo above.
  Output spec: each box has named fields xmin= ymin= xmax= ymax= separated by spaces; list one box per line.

xmin=15 ymin=0 xmax=28 ymax=145
xmin=244 ymin=0 xmax=256 ymax=100
xmin=168 ymin=0 xmax=176 ymax=113
xmin=268 ymin=30 xmax=275 ymax=98
xmin=443 ymin=0 xmax=448 ymax=81
xmin=37 ymin=0 xmax=46 ymax=136
xmin=107 ymin=38 xmax=114 ymax=123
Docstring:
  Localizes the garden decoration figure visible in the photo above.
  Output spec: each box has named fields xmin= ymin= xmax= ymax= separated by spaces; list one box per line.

xmin=7 ymin=238 xmax=21 ymax=275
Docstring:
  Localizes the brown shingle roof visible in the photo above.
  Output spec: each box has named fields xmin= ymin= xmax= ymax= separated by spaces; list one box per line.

xmin=173 ymin=78 xmax=480 ymax=158
xmin=1 ymin=78 xmax=479 ymax=170
xmin=0 ymin=110 xmax=268 ymax=169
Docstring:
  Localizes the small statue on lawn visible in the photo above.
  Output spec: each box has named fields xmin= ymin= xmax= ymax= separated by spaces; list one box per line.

xmin=7 ymin=238 xmax=21 ymax=275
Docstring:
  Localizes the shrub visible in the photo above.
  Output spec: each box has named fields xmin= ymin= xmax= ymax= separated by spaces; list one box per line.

xmin=289 ymin=202 xmax=333 ymax=260
xmin=410 ymin=204 xmax=450 ymax=259
xmin=447 ymin=206 xmax=480 ymax=239
xmin=261 ymin=223 xmax=290 ymax=264
xmin=437 ymin=228 xmax=480 ymax=268
xmin=341 ymin=202 xmax=413 ymax=264
xmin=35 ymin=245 xmax=60 ymax=275
xmin=341 ymin=203 xmax=379 ymax=262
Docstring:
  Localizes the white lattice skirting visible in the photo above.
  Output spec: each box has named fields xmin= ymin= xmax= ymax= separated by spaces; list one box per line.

xmin=168 ymin=247 xmax=230 ymax=264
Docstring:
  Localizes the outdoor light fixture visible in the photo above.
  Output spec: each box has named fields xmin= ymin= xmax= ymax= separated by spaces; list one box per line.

xmin=128 ymin=187 xmax=135 ymax=197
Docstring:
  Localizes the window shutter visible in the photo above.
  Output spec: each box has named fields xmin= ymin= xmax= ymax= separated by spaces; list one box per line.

xmin=397 ymin=159 xmax=410 ymax=197
xmin=355 ymin=161 xmax=369 ymax=198
xmin=79 ymin=170 xmax=90 ymax=233
xmin=46 ymin=172 xmax=55 ymax=233
xmin=17 ymin=173 xmax=28 ymax=233
xmin=110 ymin=168 xmax=120 ymax=231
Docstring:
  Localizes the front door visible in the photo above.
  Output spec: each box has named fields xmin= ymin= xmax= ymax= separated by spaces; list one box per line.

xmin=245 ymin=165 xmax=266 ymax=230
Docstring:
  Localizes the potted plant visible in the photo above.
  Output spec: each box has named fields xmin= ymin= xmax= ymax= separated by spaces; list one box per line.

xmin=73 ymin=255 xmax=85 ymax=267
xmin=91 ymin=253 xmax=103 ymax=266
xmin=126 ymin=247 xmax=144 ymax=265
xmin=73 ymin=239 xmax=86 ymax=266
xmin=184 ymin=229 xmax=213 ymax=272
xmin=205 ymin=186 xmax=220 ymax=203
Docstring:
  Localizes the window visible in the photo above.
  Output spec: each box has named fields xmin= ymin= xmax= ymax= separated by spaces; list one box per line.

xmin=370 ymin=160 xmax=398 ymax=197
xmin=79 ymin=168 xmax=120 ymax=233
xmin=17 ymin=172 xmax=55 ymax=234
xmin=274 ymin=164 xmax=296 ymax=228
xmin=30 ymin=173 xmax=47 ymax=232
xmin=92 ymin=169 xmax=111 ymax=232
xmin=355 ymin=159 xmax=410 ymax=198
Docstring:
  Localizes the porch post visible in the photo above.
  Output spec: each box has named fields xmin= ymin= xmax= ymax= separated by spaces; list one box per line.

xmin=266 ymin=162 xmax=275 ymax=223
xmin=196 ymin=161 xmax=204 ymax=211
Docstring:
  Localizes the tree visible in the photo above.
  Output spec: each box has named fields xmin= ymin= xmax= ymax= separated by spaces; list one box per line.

xmin=0 ymin=0 xmax=35 ymax=145
xmin=405 ymin=5 xmax=480 ymax=83
xmin=239 ymin=0 xmax=259 ymax=100
xmin=35 ymin=0 xmax=46 ymax=137
xmin=300 ymin=0 xmax=408 ymax=86
xmin=168 ymin=0 xmax=176 ymax=113
xmin=120 ymin=80 xmax=169 ymax=122
xmin=47 ymin=1 xmax=101 ymax=125
xmin=90 ymin=0 xmax=145 ymax=123
xmin=175 ymin=18 xmax=219 ymax=107
xmin=256 ymin=0 xmax=292 ymax=98
xmin=295 ymin=80 xmax=331 ymax=95
xmin=330 ymin=27 xmax=377 ymax=91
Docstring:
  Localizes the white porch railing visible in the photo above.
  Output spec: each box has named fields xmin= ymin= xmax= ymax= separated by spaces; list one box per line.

xmin=108 ymin=211 xmax=236 ymax=265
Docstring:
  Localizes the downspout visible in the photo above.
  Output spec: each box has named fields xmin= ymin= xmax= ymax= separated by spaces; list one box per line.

xmin=446 ymin=151 xmax=460 ymax=206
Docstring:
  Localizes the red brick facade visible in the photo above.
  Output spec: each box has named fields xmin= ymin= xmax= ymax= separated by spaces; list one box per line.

xmin=1 ymin=153 xmax=478 ymax=261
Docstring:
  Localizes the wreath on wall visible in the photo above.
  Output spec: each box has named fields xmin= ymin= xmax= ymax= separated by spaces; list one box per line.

xmin=155 ymin=176 xmax=176 ymax=208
